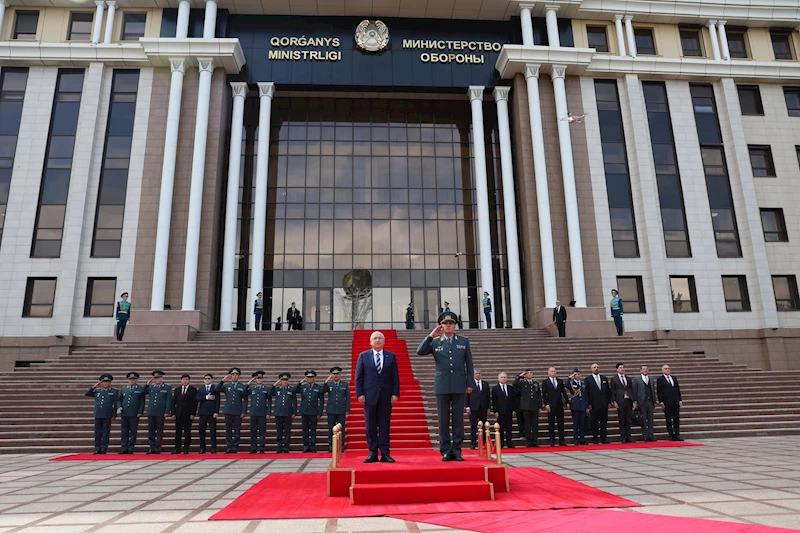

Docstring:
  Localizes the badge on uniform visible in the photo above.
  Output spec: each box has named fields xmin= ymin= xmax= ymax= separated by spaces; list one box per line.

xmin=457 ymin=344 xmax=466 ymax=349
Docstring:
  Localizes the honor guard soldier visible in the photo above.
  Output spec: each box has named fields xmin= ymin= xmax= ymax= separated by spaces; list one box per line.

xmin=117 ymin=372 xmax=145 ymax=454
xmin=245 ymin=371 xmax=272 ymax=454
xmin=294 ymin=370 xmax=324 ymax=453
xmin=196 ymin=373 xmax=220 ymax=454
xmin=323 ymin=367 xmax=351 ymax=453
xmin=216 ymin=368 xmax=248 ymax=454
xmin=512 ymin=369 xmax=543 ymax=447
xmin=86 ymin=374 xmax=119 ymax=454
xmin=270 ymin=373 xmax=297 ymax=453
xmin=144 ymin=371 xmax=172 ymax=454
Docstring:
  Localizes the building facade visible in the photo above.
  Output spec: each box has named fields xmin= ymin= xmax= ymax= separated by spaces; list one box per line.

xmin=0 ymin=0 xmax=799 ymax=369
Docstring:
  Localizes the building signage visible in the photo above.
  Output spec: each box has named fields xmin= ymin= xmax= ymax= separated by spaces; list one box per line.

xmin=402 ymin=39 xmax=504 ymax=64
xmin=268 ymin=36 xmax=342 ymax=61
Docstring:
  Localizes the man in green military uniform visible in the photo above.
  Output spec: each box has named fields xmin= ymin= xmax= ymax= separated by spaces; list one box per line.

xmin=513 ymin=369 xmax=543 ymax=447
xmin=417 ymin=311 xmax=475 ymax=462
xmin=86 ymin=374 xmax=119 ymax=454
xmin=117 ymin=371 xmax=146 ymax=454
xmin=323 ymin=366 xmax=350 ymax=452
xmin=270 ymin=372 xmax=297 ymax=453
xmin=144 ymin=370 xmax=172 ymax=454
xmin=294 ymin=370 xmax=324 ymax=453
xmin=245 ymin=370 xmax=272 ymax=454
xmin=216 ymin=367 xmax=248 ymax=454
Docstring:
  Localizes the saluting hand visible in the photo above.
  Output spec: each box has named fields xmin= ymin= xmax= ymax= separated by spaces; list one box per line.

xmin=93 ymin=381 xmax=102 ymax=389
xmin=223 ymin=374 xmax=232 ymax=382
xmin=430 ymin=325 xmax=444 ymax=337
xmin=325 ymin=375 xmax=332 ymax=383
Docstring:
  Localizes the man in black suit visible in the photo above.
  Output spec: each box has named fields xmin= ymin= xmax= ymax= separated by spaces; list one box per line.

xmin=553 ymin=300 xmax=567 ymax=338
xmin=196 ymin=373 xmax=220 ymax=454
xmin=610 ymin=363 xmax=635 ymax=443
xmin=585 ymin=363 xmax=611 ymax=444
xmin=355 ymin=331 xmax=400 ymax=463
xmin=466 ymin=370 xmax=490 ymax=449
xmin=633 ymin=365 xmax=657 ymax=442
xmin=171 ymin=374 xmax=197 ymax=454
xmin=657 ymin=364 xmax=683 ymax=441
xmin=491 ymin=373 xmax=515 ymax=448
xmin=541 ymin=367 xmax=569 ymax=446
xmin=286 ymin=302 xmax=301 ymax=330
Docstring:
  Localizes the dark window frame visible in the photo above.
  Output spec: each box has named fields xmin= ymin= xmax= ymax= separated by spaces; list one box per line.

xmin=679 ymin=28 xmax=703 ymax=57
xmin=722 ymin=275 xmax=751 ymax=312
xmin=586 ymin=25 xmax=609 ymax=53
xmin=121 ymin=12 xmax=147 ymax=41
xmin=12 ymin=10 xmax=39 ymax=40
xmin=616 ymin=276 xmax=646 ymax=313
xmin=670 ymin=276 xmax=699 ymax=313
xmin=772 ymin=275 xmax=800 ymax=311
xmin=784 ymin=87 xmax=800 ymax=117
xmin=633 ymin=28 xmax=656 ymax=55
xmin=84 ymin=277 xmax=117 ymax=317
xmin=0 ymin=68 xmax=29 ymax=250
xmin=737 ymin=85 xmax=764 ymax=116
xmin=67 ymin=11 xmax=94 ymax=41
xmin=23 ymin=277 xmax=57 ymax=318
xmin=748 ymin=145 xmax=776 ymax=177
xmin=725 ymin=28 xmax=749 ymax=59
xmin=770 ymin=29 xmax=795 ymax=61
xmin=760 ymin=208 xmax=789 ymax=242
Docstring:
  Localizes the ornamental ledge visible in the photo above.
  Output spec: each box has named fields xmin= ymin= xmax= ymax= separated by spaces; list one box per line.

xmin=495 ymin=45 xmax=596 ymax=77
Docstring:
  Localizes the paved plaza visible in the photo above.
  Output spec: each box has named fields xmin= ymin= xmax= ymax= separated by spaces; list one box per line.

xmin=0 ymin=437 xmax=798 ymax=533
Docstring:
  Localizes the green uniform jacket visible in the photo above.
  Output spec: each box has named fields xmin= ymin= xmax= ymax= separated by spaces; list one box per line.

xmin=417 ymin=334 xmax=475 ymax=395
xmin=245 ymin=385 xmax=272 ymax=417
xmin=144 ymin=383 xmax=172 ymax=416
xmin=512 ymin=376 xmax=542 ymax=411
xmin=270 ymin=385 xmax=297 ymax=417
xmin=323 ymin=380 xmax=351 ymax=415
xmin=86 ymin=387 xmax=119 ymax=418
xmin=216 ymin=381 xmax=248 ymax=415
xmin=294 ymin=382 xmax=324 ymax=416
xmin=119 ymin=384 xmax=146 ymax=417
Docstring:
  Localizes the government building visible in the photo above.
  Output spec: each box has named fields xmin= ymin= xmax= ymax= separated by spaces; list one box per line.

xmin=0 ymin=0 xmax=799 ymax=370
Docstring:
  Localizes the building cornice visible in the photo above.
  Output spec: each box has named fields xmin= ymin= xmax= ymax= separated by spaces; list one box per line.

xmin=495 ymin=45 xmax=597 ymax=77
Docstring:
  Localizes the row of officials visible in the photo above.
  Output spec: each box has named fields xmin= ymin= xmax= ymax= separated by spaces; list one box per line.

xmin=85 ymin=367 xmax=351 ymax=455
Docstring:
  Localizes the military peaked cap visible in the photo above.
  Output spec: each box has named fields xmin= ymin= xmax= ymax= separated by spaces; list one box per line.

xmin=126 ymin=372 xmax=139 ymax=379
xmin=99 ymin=373 xmax=113 ymax=382
xmin=152 ymin=370 xmax=165 ymax=377
xmin=279 ymin=372 xmax=291 ymax=380
xmin=330 ymin=366 xmax=342 ymax=374
xmin=305 ymin=370 xmax=317 ymax=377
xmin=228 ymin=367 xmax=241 ymax=375
xmin=252 ymin=370 xmax=265 ymax=378
xmin=438 ymin=311 xmax=457 ymax=324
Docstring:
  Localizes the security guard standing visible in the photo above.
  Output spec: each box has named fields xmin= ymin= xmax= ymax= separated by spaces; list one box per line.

xmin=144 ymin=370 xmax=172 ymax=454
xmin=270 ymin=372 xmax=296 ymax=453
xmin=216 ymin=367 xmax=248 ymax=453
xmin=417 ymin=311 xmax=475 ymax=462
xmin=512 ymin=369 xmax=543 ymax=447
xmin=294 ymin=370 xmax=324 ymax=452
xmin=86 ymin=374 xmax=119 ymax=454
xmin=245 ymin=370 xmax=272 ymax=454
xmin=323 ymin=366 xmax=351 ymax=452
xmin=117 ymin=371 xmax=146 ymax=454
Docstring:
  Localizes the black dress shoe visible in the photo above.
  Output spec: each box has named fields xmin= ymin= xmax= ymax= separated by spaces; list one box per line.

xmin=93 ymin=451 xmax=102 ymax=455
xmin=507 ymin=444 xmax=516 ymax=449
xmin=470 ymin=445 xmax=477 ymax=450
xmin=250 ymin=450 xmax=257 ymax=454
xmin=211 ymin=450 xmax=217 ymax=454
xmin=675 ymin=436 xmax=684 ymax=442
xmin=259 ymin=450 xmax=265 ymax=454
xmin=453 ymin=455 xmax=464 ymax=462
xmin=199 ymin=450 xmax=206 ymax=454
xmin=225 ymin=450 xmax=233 ymax=454
xmin=364 ymin=455 xmax=379 ymax=463
xmin=171 ymin=450 xmax=181 ymax=455
xmin=442 ymin=454 xmax=452 ymax=462
xmin=380 ymin=455 xmax=396 ymax=463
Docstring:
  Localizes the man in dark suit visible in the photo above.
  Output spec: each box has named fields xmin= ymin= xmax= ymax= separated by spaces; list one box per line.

xmin=610 ymin=363 xmax=634 ymax=443
xmin=553 ymin=300 xmax=567 ymax=337
xmin=491 ymin=373 xmax=515 ymax=448
xmin=355 ymin=331 xmax=400 ymax=463
xmin=633 ymin=365 xmax=657 ymax=442
xmin=196 ymin=373 xmax=220 ymax=454
xmin=585 ymin=363 xmax=611 ymax=444
xmin=513 ymin=369 xmax=542 ymax=447
xmin=541 ymin=367 xmax=569 ymax=446
xmin=657 ymin=364 xmax=683 ymax=441
xmin=466 ymin=370 xmax=490 ymax=450
xmin=171 ymin=374 xmax=197 ymax=454
xmin=286 ymin=303 xmax=301 ymax=330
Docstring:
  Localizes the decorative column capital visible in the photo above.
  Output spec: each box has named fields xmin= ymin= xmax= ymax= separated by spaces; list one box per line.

xmin=623 ymin=15 xmax=633 ymax=22
xmin=230 ymin=81 xmax=248 ymax=98
xmin=94 ymin=1 xmax=105 ymax=7
xmin=106 ymin=1 xmax=117 ymax=7
xmin=523 ymin=63 xmax=541 ymax=79
xmin=467 ymin=85 xmax=485 ymax=102
xmin=717 ymin=20 xmax=726 ymax=26
xmin=258 ymin=81 xmax=275 ymax=99
xmin=0 ymin=1 xmax=8 ymax=7
xmin=549 ymin=65 xmax=567 ymax=80
xmin=518 ymin=3 xmax=535 ymax=14
xmin=493 ymin=86 xmax=511 ymax=102
xmin=198 ymin=58 xmax=215 ymax=73
xmin=614 ymin=14 xmax=624 ymax=22
xmin=544 ymin=4 xmax=560 ymax=13
xmin=169 ymin=57 xmax=187 ymax=74
xmin=707 ymin=19 xmax=718 ymax=27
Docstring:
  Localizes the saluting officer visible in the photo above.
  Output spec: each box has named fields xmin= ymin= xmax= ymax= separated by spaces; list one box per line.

xmin=270 ymin=372 xmax=297 ymax=453
xmin=294 ymin=370 xmax=324 ymax=453
xmin=216 ymin=367 xmax=248 ymax=454
xmin=512 ymin=369 xmax=543 ymax=447
xmin=245 ymin=371 xmax=272 ymax=454
xmin=86 ymin=374 xmax=119 ymax=454
xmin=323 ymin=366 xmax=351 ymax=453
xmin=144 ymin=370 xmax=172 ymax=454
xmin=117 ymin=371 xmax=145 ymax=454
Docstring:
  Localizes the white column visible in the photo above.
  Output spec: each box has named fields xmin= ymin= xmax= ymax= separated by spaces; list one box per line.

xmin=614 ymin=15 xmax=627 ymax=56
xmin=150 ymin=58 xmax=187 ymax=311
xmin=468 ymin=86 xmax=495 ymax=328
xmin=550 ymin=66 xmax=586 ymax=307
xmin=181 ymin=58 xmax=215 ymax=311
xmin=718 ymin=21 xmax=730 ymax=60
xmin=0 ymin=1 xmax=7 ymax=40
xmin=624 ymin=16 xmax=636 ymax=57
xmin=249 ymin=82 xmax=275 ymax=331
xmin=544 ymin=5 xmax=560 ymax=47
xmin=203 ymin=0 xmax=217 ymax=39
xmin=219 ymin=82 xmax=249 ymax=331
xmin=519 ymin=4 xmax=535 ymax=46
xmin=493 ymin=87 xmax=524 ymax=328
xmin=523 ymin=65 xmax=557 ymax=308
xmin=103 ymin=1 xmax=116 ymax=43
xmin=176 ymin=0 xmax=191 ymax=38
xmin=707 ymin=20 xmax=721 ymax=60
xmin=91 ymin=1 xmax=105 ymax=44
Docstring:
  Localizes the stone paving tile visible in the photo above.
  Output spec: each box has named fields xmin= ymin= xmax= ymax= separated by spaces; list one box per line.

xmin=14 ymin=526 xmax=93 ymax=533
xmin=115 ymin=510 xmax=195 ymax=523
xmin=172 ymin=522 xmax=253 ymax=533
xmin=251 ymin=519 xmax=331 ymax=532
xmin=337 ymin=517 xmax=410 ymax=531
xmin=38 ymin=511 xmax=123 ymax=525
xmin=0 ymin=514 xmax=51 ymax=527
xmin=629 ymin=504 xmax=722 ymax=518
xmin=699 ymin=501 xmax=792 ymax=515
xmin=661 ymin=491 xmax=743 ymax=503
xmin=748 ymin=515 xmax=800 ymax=528
xmin=92 ymin=522 xmax=173 ymax=533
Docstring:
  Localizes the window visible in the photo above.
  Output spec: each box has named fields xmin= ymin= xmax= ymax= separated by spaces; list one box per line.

xmin=616 ymin=276 xmax=645 ymax=313
xmin=726 ymin=29 xmax=748 ymax=59
xmin=737 ymin=85 xmax=763 ymax=115
xmin=760 ymin=208 xmax=788 ymax=242
xmin=722 ymin=276 xmax=751 ymax=312
xmin=68 ymin=12 xmax=93 ymax=41
xmin=0 ymin=68 xmax=29 ymax=250
xmin=784 ymin=87 xmax=800 ymax=117
xmin=587 ymin=26 xmax=609 ymax=52
xmin=670 ymin=276 xmax=698 ymax=313
xmin=121 ymin=13 xmax=147 ymax=41
xmin=773 ymin=275 xmax=800 ymax=311
xmin=797 ymin=146 xmax=800 ymax=169
xmin=634 ymin=28 xmax=656 ymax=55
xmin=680 ymin=29 xmax=702 ymax=57
xmin=23 ymin=278 xmax=56 ymax=317
xmin=771 ymin=29 xmax=795 ymax=60
xmin=13 ymin=11 xmax=39 ymax=40
xmin=748 ymin=145 xmax=775 ymax=177
xmin=84 ymin=278 xmax=116 ymax=317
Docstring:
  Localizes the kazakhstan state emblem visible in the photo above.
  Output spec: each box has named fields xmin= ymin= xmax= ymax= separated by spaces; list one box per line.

xmin=355 ymin=20 xmax=389 ymax=52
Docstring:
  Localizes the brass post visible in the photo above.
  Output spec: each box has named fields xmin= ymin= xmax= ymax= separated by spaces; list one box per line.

xmin=332 ymin=423 xmax=342 ymax=468
xmin=477 ymin=421 xmax=484 ymax=458
xmin=494 ymin=422 xmax=503 ymax=465
xmin=484 ymin=418 xmax=494 ymax=458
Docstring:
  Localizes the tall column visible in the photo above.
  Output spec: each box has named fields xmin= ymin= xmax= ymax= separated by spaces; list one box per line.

xmin=150 ymin=58 xmax=187 ymax=311
xmin=181 ymin=58 xmax=215 ymax=311
xmin=0 ymin=1 xmax=7 ymax=39
xmin=523 ymin=64 xmax=557 ymax=307
xmin=219 ymin=82 xmax=248 ymax=331
xmin=91 ymin=1 xmax=105 ymax=44
xmin=468 ymin=86 xmax=495 ymax=328
xmin=203 ymin=0 xmax=217 ymax=39
xmin=614 ymin=15 xmax=627 ymax=56
xmin=544 ymin=5 xmax=560 ymax=47
xmin=624 ymin=16 xmax=636 ymax=57
xmin=249 ymin=82 xmax=275 ymax=331
xmin=550 ymin=66 xmax=586 ymax=307
xmin=718 ymin=21 xmax=730 ymax=60
xmin=493 ymin=87 xmax=524 ymax=328
xmin=707 ymin=20 xmax=721 ymax=60
xmin=176 ymin=0 xmax=190 ymax=38
xmin=519 ymin=4 xmax=534 ymax=46
xmin=103 ymin=1 xmax=116 ymax=44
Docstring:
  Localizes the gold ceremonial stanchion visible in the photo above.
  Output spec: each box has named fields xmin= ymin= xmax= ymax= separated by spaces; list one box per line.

xmin=494 ymin=422 xmax=503 ymax=465
xmin=331 ymin=423 xmax=342 ymax=468
xmin=484 ymin=419 xmax=494 ymax=458
xmin=477 ymin=421 xmax=484 ymax=458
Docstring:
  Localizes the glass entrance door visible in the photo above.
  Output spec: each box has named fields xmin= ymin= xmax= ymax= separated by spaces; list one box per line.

xmin=304 ymin=289 xmax=333 ymax=330
xmin=412 ymin=288 xmax=441 ymax=330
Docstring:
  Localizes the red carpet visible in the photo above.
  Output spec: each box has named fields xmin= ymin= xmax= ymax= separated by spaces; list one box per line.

xmin=464 ymin=441 xmax=703 ymax=455
xmin=395 ymin=508 xmax=797 ymax=533
xmin=51 ymin=452 xmax=330 ymax=461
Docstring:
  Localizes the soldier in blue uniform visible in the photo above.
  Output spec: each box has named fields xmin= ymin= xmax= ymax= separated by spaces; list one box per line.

xmin=86 ymin=374 xmax=119 ymax=454
xmin=294 ymin=370 xmax=324 ymax=453
xmin=216 ymin=367 xmax=248 ymax=454
xmin=116 ymin=292 xmax=131 ymax=341
xmin=196 ymin=373 xmax=220 ymax=454
xmin=270 ymin=372 xmax=297 ymax=453
xmin=245 ymin=370 xmax=272 ymax=454
xmin=323 ymin=366 xmax=351 ymax=453
xmin=566 ymin=369 xmax=588 ymax=445
xmin=144 ymin=370 xmax=172 ymax=454
xmin=117 ymin=371 xmax=145 ymax=454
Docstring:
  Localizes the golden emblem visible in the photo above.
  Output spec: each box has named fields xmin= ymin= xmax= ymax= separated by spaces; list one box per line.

xmin=355 ymin=20 xmax=389 ymax=52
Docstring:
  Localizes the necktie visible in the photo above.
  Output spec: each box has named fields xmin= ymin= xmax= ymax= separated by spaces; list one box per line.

xmin=668 ymin=376 xmax=673 ymax=386
xmin=478 ymin=381 xmax=481 ymax=392
xmin=552 ymin=378 xmax=556 ymax=387
xmin=206 ymin=386 xmax=210 ymax=394
xmin=503 ymin=385 xmax=507 ymax=396
xmin=182 ymin=387 xmax=186 ymax=396
xmin=595 ymin=375 xmax=600 ymax=387
xmin=622 ymin=375 xmax=627 ymax=387
xmin=375 ymin=352 xmax=382 ymax=374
